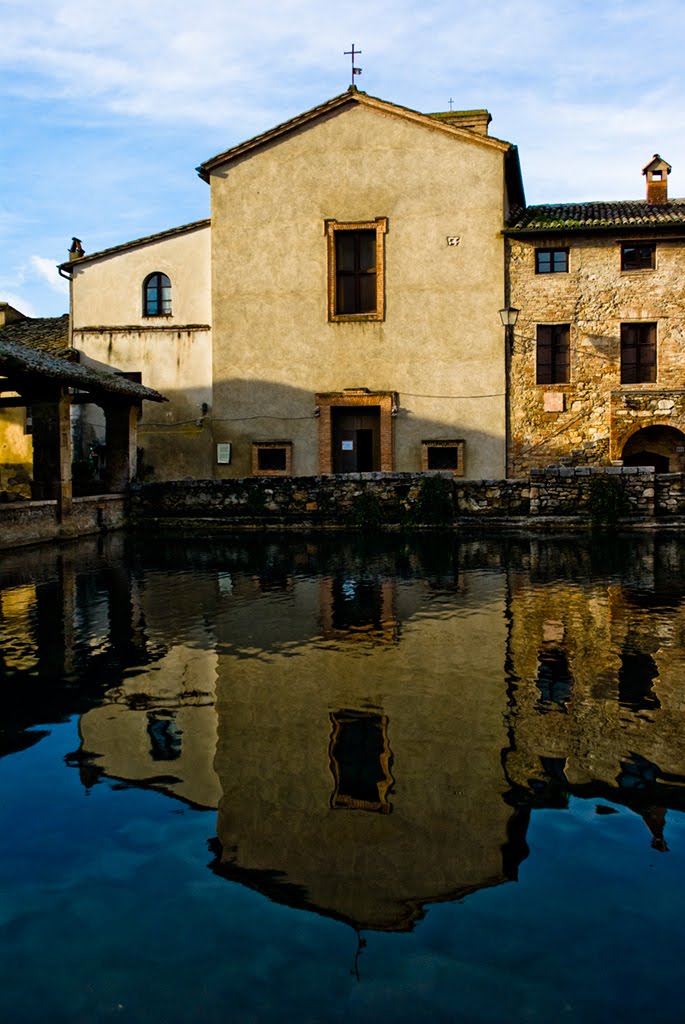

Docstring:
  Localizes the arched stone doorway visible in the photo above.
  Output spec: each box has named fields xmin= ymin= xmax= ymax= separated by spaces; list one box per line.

xmin=621 ymin=425 xmax=685 ymax=473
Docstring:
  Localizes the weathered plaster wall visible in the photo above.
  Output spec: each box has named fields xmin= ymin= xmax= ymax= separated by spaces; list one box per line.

xmin=71 ymin=223 xmax=211 ymax=327
xmin=0 ymin=408 xmax=32 ymax=499
xmin=508 ymin=235 xmax=685 ymax=475
xmin=71 ymin=224 xmax=213 ymax=479
xmin=209 ymin=104 xmax=510 ymax=479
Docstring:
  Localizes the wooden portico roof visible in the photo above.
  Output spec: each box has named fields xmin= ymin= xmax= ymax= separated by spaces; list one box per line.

xmin=0 ymin=335 xmax=166 ymax=403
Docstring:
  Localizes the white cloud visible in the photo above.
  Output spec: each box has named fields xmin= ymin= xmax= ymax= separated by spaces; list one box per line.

xmin=31 ymin=255 xmax=69 ymax=295
xmin=0 ymin=292 xmax=37 ymax=318
xmin=2 ymin=0 xmax=683 ymax=132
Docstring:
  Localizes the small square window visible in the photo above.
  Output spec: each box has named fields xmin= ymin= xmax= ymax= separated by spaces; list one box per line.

xmin=535 ymin=248 xmax=568 ymax=274
xmin=621 ymin=243 xmax=655 ymax=272
xmin=252 ymin=441 xmax=292 ymax=476
xmin=325 ymin=219 xmax=387 ymax=322
xmin=421 ymin=439 xmax=465 ymax=475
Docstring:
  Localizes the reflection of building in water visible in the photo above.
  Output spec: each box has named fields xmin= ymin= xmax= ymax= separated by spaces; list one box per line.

xmin=74 ymin=564 xmax=223 ymax=808
xmin=329 ymin=710 xmax=393 ymax=813
xmin=77 ymin=642 xmax=221 ymax=809
xmin=505 ymin=541 xmax=685 ymax=848
xmin=210 ymin=567 xmax=524 ymax=932
xmin=321 ymin=575 xmax=398 ymax=642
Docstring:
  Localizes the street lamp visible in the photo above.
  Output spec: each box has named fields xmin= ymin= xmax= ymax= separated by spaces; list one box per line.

xmin=499 ymin=306 xmax=519 ymax=349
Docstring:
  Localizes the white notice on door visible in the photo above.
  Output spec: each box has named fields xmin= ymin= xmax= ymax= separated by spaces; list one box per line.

xmin=341 ymin=440 xmax=354 ymax=451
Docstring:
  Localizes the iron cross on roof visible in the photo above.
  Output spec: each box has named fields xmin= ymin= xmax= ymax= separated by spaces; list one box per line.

xmin=344 ymin=44 xmax=362 ymax=87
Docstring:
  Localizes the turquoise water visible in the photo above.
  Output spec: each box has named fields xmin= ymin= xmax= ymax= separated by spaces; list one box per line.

xmin=1 ymin=533 xmax=685 ymax=1022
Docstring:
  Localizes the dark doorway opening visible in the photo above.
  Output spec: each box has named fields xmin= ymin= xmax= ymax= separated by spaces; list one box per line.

xmin=621 ymin=425 xmax=685 ymax=473
xmin=622 ymin=450 xmax=670 ymax=472
xmin=331 ymin=406 xmax=380 ymax=472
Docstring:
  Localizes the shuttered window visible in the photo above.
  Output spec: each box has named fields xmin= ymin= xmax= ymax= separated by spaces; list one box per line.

xmin=325 ymin=218 xmax=387 ymax=322
xmin=621 ymin=323 xmax=656 ymax=384
xmin=536 ymin=325 xmax=570 ymax=385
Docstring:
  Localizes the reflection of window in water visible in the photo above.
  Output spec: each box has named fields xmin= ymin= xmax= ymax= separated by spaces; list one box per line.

xmin=147 ymin=712 xmax=183 ymax=760
xmin=329 ymin=710 xmax=393 ymax=813
xmin=332 ymin=577 xmax=383 ymax=631
xmin=618 ymin=644 xmax=661 ymax=711
xmin=536 ymin=647 xmax=573 ymax=710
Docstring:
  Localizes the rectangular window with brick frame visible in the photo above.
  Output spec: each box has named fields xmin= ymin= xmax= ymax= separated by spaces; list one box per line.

xmin=621 ymin=323 xmax=656 ymax=384
xmin=252 ymin=441 xmax=293 ymax=476
xmin=536 ymin=325 xmax=570 ymax=385
xmin=325 ymin=218 xmax=387 ymax=322
xmin=421 ymin=439 xmax=465 ymax=475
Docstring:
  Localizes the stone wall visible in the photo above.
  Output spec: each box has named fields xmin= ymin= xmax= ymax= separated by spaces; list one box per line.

xmin=128 ymin=467 xmax=683 ymax=527
xmin=0 ymin=494 xmax=125 ymax=550
xmin=507 ymin=233 xmax=685 ymax=476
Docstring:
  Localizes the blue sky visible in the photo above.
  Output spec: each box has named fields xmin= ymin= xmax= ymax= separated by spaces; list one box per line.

xmin=3 ymin=0 xmax=685 ymax=316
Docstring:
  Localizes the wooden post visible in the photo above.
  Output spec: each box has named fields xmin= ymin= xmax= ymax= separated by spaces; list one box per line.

xmin=104 ymin=401 xmax=139 ymax=492
xmin=31 ymin=386 xmax=73 ymax=518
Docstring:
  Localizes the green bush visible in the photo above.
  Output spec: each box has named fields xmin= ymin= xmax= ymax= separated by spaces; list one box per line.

xmin=586 ymin=475 xmax=631 ymax=525
xmin=405 ymin=475 xmax=455 ymax=526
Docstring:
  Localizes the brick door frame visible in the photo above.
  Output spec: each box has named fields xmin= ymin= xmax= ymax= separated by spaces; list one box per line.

xmin=315 ymin=390 xmax=397 ymax=474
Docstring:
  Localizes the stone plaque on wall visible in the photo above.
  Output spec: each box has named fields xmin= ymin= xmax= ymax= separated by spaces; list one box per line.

xmin=543 ymin=392 xmax=565 ymax=413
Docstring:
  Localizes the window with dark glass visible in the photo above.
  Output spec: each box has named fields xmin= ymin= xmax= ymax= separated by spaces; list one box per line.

xmin=325 ymin=218 xmax=387 ymax=322
xmin=421 ymin=439 xmax=465 ymax=474
xmin=252 ymin=441 xmax=292 ymax=475
xmin=328 ymin=709 xmax=393 ymax=814
xmin=536 ymin=324 xmax=570 ymax=384
xmin=621 ymin=323 xmax=656 ymax=384
xmin=143 ymin=272 xmax=172 ymax=316
xmin=621 ymin=243 xmax=655 ymax=272
xmin=535 ymin=248 xmax=568 ymax=274
xmin=258 ymin=447 xmax=286 ymax=471
xmin=336 ymin=231 xmax=376 ymax=314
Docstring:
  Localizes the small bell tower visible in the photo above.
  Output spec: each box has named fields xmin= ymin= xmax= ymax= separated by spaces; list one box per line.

xmin=642 ymin=154 xmax=671 ymax=205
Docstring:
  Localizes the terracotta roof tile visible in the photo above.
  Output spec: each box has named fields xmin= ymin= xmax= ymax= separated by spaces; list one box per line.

xmin=0 ymin=314 xmax=70 ymax=355
xmin=0 ymin=334 xmax=165 ymax=402
xmin=506 ymin=199 xmax=685 ymax=233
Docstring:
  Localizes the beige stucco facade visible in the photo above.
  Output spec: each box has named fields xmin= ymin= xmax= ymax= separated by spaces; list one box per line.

xmin=207 ymin=97 xmax=514 ymax=479
xmin=70 ymin=221 xmax=213 ymax=479
xmin=64 ymin=90 xmax=520 ymax=482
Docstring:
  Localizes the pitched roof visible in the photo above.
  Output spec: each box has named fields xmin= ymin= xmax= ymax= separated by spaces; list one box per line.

xmin=197 ymin=87 xmax=513 ymax=179
xmin=0 ymin=314 xmax=70 ymax=355
xmin=59 ymin=218 xmax=210 ymax=271
xmin=506 ymin=199 xmax=685 ymax=234
xmin=0 ymin=335 xmax=166 ymax=402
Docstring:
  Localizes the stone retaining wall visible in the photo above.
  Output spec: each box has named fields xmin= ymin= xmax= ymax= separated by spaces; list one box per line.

xmin=129 ymin=467 xmax=681 ymax=527
xmin=0 ymin=494 xmax=125 ymax=550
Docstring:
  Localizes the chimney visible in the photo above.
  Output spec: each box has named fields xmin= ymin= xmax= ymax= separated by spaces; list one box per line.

xmin=643 ymin=154 xmax=671 ymax=205
xmin=69 ymin=237 xmax=85 ymax=261
xmin=428 ymin=109 xmax=492 ymax=136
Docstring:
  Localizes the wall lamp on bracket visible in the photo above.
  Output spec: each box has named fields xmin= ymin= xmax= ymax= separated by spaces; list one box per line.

xmin=499 ymin=307 xmax=520 ymax=350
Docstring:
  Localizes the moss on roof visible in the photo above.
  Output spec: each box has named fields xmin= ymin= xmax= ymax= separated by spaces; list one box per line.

xmin=506 ymin=199 xmax=685 ymax=233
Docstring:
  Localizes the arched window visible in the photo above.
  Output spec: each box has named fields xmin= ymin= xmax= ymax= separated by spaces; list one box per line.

xmin=143 ymin=272 xmax=172 ymax=316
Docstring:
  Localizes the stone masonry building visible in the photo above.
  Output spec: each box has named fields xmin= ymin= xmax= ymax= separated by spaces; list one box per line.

xmin=506 ymin=156 xmax=685 ymax=476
